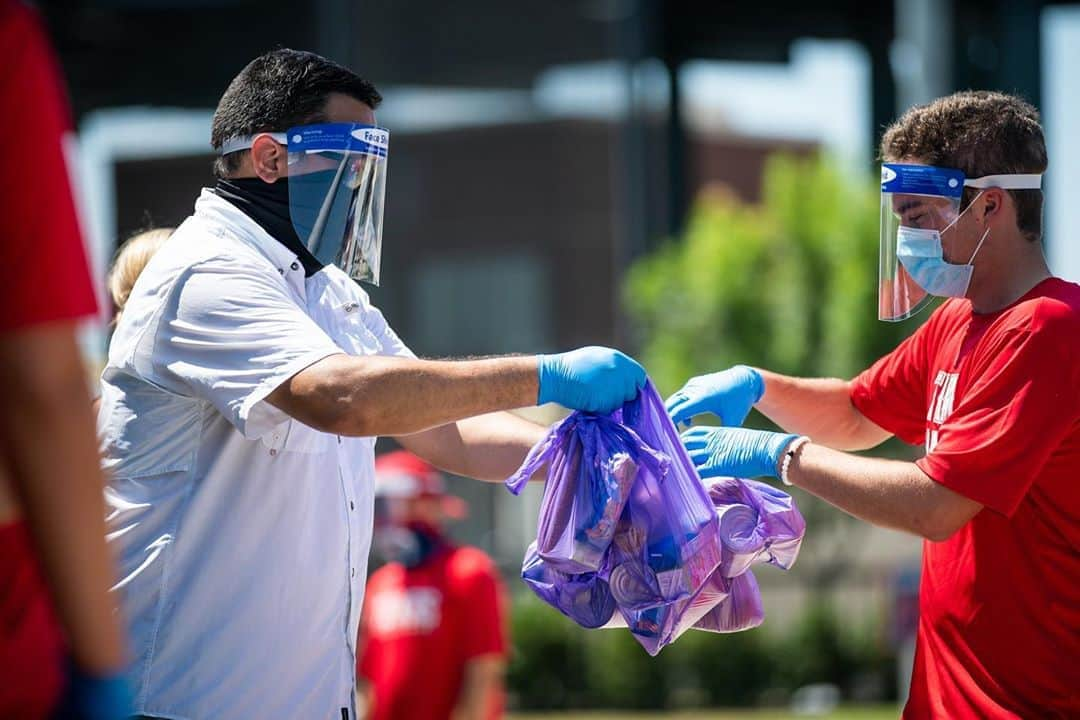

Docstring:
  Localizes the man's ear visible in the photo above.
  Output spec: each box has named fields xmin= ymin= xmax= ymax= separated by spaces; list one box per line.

xmin=250 ymin=135 xmax=288 ymax=183
xmin=978 ymin=187 xmax=1005 ymax=225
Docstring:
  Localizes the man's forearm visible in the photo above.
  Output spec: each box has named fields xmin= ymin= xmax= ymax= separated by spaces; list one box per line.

xmin=786 ymin=442 xmax=981 ymax=541
xmin=452 ymin=656 xmax=505 ymax=720
xmin=0 ymin=326 xmax=127 ymax=673
xmin=356 ymin=682 xmax=373 ymax=720
xmin=274 ymin=354 xmax=539 ymax=437
xmin=396 ymin=411 xmax=548 ymax=482
xmin=755 ymin=370 xmax=889 ymax=450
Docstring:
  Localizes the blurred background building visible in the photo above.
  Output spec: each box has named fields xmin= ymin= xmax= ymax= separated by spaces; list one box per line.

xmin=39 ymin=0 xmax=1080 ymax=713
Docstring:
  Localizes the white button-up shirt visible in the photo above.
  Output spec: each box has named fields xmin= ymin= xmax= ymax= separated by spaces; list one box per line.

xmin=99 ymin=190 xmax=413 ymax=719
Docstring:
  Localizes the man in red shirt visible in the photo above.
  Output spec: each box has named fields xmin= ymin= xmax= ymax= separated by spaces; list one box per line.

xmin=665 ymin=91 xmax=1078 ymax=718
xmin=358 ymin=451 xmax=509 ymax=720
xmin=0 ymin=1 xmax=132 ymax=717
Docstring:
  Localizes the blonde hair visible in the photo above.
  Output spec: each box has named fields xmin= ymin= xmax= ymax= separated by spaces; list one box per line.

xmin=107 ymin=228 xmax=173 ymax=319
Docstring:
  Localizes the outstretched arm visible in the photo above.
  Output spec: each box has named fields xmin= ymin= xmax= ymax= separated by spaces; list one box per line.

xmin=395 ymin=411 xmax=548 ymax=482
xmin=683 ymin=427 xmax=981 ymax=541
xmin=269 ymin=354 xmax=539 ymax=437
xmin=755 ymin=370 xmax=891 ymax=450
xmin=667 ymin=365 xmax=890 ymax=450
xmin=785 ymin=442 xmax=981 ymax=541
xmin=269 ymin=346 xmax=644 ymax=439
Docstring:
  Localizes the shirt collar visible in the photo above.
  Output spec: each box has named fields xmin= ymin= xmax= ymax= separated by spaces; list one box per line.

xmin=193 ymin=189 xmax=308 ymax=296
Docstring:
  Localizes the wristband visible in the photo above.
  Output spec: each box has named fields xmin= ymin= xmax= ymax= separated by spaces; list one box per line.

xmin=779 ymin=436 xmax=811 ymax=486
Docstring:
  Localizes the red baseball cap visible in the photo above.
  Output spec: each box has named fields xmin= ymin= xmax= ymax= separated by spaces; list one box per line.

xmin=374 ymin=450 xmax=467 ymax=519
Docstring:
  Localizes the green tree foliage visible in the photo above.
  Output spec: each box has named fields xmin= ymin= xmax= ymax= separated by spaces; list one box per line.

xmin=506 ymin=596 xmax=589 ymax=709
xmin=624 ymin=154 xmax=922 ymax=397
xmin=507 ymin=591 xmax=894 ymax=710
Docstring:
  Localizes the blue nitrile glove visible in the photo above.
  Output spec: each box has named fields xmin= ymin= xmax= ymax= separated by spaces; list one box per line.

xmin=665 ymin=365 xmax=764 ymax=427
xmin=537 ymin=346 xmax=647 ymax=413
xmin=53 ymin=664 xmax=134 ymax=720
xmin=681 ymin=425 xmax=799 ymax=480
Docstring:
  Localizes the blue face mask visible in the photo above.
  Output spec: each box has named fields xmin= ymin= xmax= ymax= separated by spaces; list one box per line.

xmin=896 ymin=199 xmax=990 ymax=298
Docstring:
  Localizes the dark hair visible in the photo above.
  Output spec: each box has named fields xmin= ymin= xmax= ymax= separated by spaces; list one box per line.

xmin=211 ymin=49 xmax=382 ymax=178
xmin=880 ymin=90 xmax=1047 ymax=242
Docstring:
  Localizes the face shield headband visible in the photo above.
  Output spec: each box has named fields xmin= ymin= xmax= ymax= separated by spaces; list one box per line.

xmin=219 ymin=123 xmax=390 ymax=285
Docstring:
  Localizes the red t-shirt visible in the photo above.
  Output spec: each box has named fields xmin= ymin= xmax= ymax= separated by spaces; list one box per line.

xmin=0 ymin=2 xmax=99 ymax=716
xmin=0 ymin=0 xmax=98 ymax=332
xmin=851 ymin=278 xmax=1080 ymax=719
xmin=358 ymin=546 xmax=509 ymax=720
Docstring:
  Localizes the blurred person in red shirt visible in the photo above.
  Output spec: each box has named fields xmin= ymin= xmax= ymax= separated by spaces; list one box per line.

xmin=0 ymin=1 xmax=132 ymax=717
xmin=358 ymin=451 xmax=508 ymax=720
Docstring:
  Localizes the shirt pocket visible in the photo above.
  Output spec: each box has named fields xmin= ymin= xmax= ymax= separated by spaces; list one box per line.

xmin=99 ymin=379 xmax=199 ymax=478
xmin=260 ymin=418 xmax=336 ymax=456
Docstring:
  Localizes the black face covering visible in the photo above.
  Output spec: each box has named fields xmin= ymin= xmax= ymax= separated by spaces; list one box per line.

xmin=286 ymin=169 xmax=361 ymax=265
xmin=372 ymin=522 xmax=448 ymax=568
xmin=213 ymin=177 xmax=325 ymax=277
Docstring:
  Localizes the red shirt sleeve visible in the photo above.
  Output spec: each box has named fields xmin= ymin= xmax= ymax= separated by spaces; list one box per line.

xmin=0 ymin=1 xmax=98 ymax=333
xmin=452 ymin=549 xmax=508 ymax=661
xmin=916 ymin=300 xmax=1080 ymax=516
xmin=850 ymin=321 xmax=932 ymax=445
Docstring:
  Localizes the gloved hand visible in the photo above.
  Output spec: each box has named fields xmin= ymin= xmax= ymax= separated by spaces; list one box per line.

xmin=537 ymin=346 xmax=646 ymax=413
xmin=681 ymin=425 xmax=799 ymax=480
xmin=665 ymin=365 xmax=764 ymax=427
xmin=53 ymin=664 xmax=134 ymax=720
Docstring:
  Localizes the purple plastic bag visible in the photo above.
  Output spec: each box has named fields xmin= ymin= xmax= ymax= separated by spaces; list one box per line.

xmin=508 ymin=383 xmax=723 ymax=604
xmin=601 ymin=562 xmax=767 ymax=653
xmin=605 ymin=559 xmax=734 ymax=655
xmin=604 ymin=476 xmax=802 ymax=653
xmin=603 ymin=385 xmax=724 ymax=607
xmin=707 ymin=477 xmax=806 ymax=578
xmin=508 ymin=382 xmax=800 ymax=655
xmin=507 ymin=413 xmax=664 ymax=573
xmin=521 ymin=542 xmax=616 ymax=628
xmin=693 ymin=570 xmax=765 ymax=634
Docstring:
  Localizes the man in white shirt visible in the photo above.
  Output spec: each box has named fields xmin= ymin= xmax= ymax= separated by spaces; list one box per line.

xmin=100 ymin=49 xmax=645 ymax=720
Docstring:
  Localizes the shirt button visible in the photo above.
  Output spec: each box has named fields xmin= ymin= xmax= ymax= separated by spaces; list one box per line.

xmin=290 ymin=261 xmax=300 ymax=271
xmin=350 ymin=501 xmax=355 ymax=511
xmin=351 ymin=567 xmax=356 ymax=577
xmin=277 ymin=267 xmax=284 ymax=275
xmin=269 ymin=448 xmax=277 ymax=456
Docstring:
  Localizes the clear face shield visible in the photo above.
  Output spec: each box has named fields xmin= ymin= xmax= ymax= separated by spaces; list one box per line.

xmin=878 ymin=163 xmax=1042 ymax=321
xmin=221 ymin=123 xmax=390 ymax=285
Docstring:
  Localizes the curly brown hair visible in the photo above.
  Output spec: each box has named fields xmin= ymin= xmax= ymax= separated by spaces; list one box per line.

xmin=880 ymin=91 xmax=1047 ymax=242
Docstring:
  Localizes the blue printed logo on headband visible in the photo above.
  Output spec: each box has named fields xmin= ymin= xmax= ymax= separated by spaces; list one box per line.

xmin=881 ymin=163 xmax=965 ymax=199
xmin=287 ymin=123 xmax=389 ymax=158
